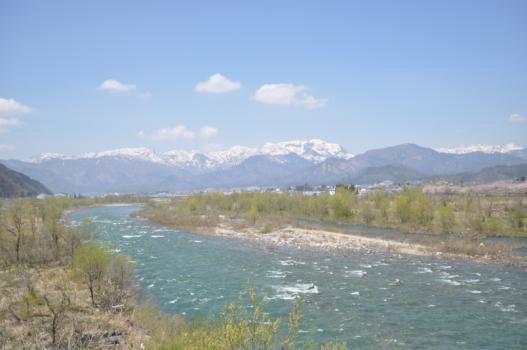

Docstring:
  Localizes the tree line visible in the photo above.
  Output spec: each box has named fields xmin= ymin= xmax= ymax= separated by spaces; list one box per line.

xmin=140 ymin=187 xmax=527 ymax=237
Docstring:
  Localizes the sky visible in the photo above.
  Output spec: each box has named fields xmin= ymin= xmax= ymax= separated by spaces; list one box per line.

xmin=0 ymin=0 xmax=526 ymax=158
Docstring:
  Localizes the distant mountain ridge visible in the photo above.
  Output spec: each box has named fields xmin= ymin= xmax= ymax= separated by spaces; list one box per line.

xmin=23 ymin=139 xmax=353 ymax=171
xmin=300 ymin=143 xmax=527 ymax=183
xmin=0 ymin=163 xmax=51 ymax=197
xmin=2 ymin=140 xmax=526 ymax=194
xmin=445 ymin=163 xmax=527 ymax=183
xmin=434 ymin=143 xmax=523 ymax=154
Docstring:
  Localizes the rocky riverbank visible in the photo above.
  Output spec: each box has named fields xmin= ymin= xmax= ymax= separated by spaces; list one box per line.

xmin=146 ymin=219 xmax=527 ymax=267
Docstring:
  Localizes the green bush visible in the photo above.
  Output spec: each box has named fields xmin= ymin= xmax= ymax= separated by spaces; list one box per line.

xmin=134 ymin=287 xmax=346 ymax=350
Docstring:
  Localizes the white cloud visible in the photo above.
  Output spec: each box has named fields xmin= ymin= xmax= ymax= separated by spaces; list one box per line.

xmin=300 ymin=95 xmax=327 ymax=110
xmin=509 ymin=113 xmax=526 ymax=123
xmin=150 ymin=125 xmax=197 ymax=141
xmin=200 ymin=126 xmax=218 ymax=138
xmin=99 ymin=79 xmax=136 ymax=93
xmin=139 ymin=125 xmax=219 ymax=141
xmin=0 ymin=117 xmax=21 ymax=127
xmin=254 ymin=84 xmax=304 ymax=105
xmin=253 ymin=83 xmax=327 ymax=109
xmin=0 ymin=98 xmax=33 ymax=117
xmin=195 ymin=74 xmax=241 ymax=93
xmin=0 ymin=98 xmax=31 ymax=133
xmin=0 ymin=144 xmax=16 ymax=152
xmin=0 ymin=118 xmax=21 ymax=134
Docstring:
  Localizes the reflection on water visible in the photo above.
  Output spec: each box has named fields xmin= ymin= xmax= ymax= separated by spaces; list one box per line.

xmin=72 ymin=206 xmax=527 ymax=349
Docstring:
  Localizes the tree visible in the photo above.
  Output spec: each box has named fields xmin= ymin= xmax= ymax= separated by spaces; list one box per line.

xmin=410 ymin=191 xmax=433 ymax=226
xmin=509 ymin=203 xmax=526 ymax=230
xmin=2 ymin=200 xmax=27 ymax=263
xmin=359 ymin=202 xmax=375 ymax=225
xmin=66 ymin=218 xmax=95 ymax=260
xmin=372 ymin=191 xmax=390 ymax=222
xmin=246 ymin=204 xmax=260 ymax=225
xmin=436 ymin=204 xmax=455 ymax=232
xmin=394 ymin=192 xmax=412 ymax=223
xmin=110 ymin=254 xmax=135 ymax=305
xmin=72 ymin=242 xmax=111 ymax=306
xmin=336 ymin=184 xmax=356 ymax=193
xmin=43 ymin=201 xmax=63 ymax=260
xmin=43 ymin=288 xmax=71 ymax=346
xmin=329 ymin=193 xmax=352 ymax=220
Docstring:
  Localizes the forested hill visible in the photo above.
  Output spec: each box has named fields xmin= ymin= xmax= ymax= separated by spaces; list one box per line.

xmin=0 ymin=163 xmax=51 ymax=197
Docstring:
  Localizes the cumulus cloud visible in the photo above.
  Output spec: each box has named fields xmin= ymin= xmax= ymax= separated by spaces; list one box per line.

xmin=200 ymin=126 xmax=218 ymax=138
xmin=0 ymin=117 xmax=21 ymax=127
xmin=509 ymin=113 xmax=526 ymax=123
xmin=0 ymin=144 xmax=16 ymax=152
xmin=0 ymin=98 xmax=33 ymax=117
xmin=195 ymin=74 xmax=241 ymax=93
xmin=253 ymin=83 xmax=327 ymax=109
xmin=0 ymin=118 xmax=21 ymax=133
xmin=99 ymin=79 xmax=136 ymax=93
xmin=139 ymin=125 xmax=219 ymax=141
xmin=149 ymin=125 xmax=197 ymax=141
xmin=0 ymin=98 xmax=32 ymax=133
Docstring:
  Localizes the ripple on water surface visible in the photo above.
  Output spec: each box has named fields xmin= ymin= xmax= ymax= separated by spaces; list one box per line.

xmin=71 ymin=205 xmax=527 ymax=349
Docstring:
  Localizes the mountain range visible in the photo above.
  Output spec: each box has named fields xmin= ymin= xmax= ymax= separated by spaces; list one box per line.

xmin=1 ymin=139 xmax=526 ymax=194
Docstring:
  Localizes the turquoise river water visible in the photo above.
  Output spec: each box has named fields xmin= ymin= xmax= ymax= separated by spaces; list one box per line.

xmin=71 ymin=205 xmax=527 ymax=349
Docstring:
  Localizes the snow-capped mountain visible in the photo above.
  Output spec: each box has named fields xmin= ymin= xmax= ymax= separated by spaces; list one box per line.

xmin=205 ymin=146 xmax=260 ymax=167
xmin=7 ymin=139 xmax=355 ymax=194
xmin=435 ymin=144 xmax=523 ymax=155
xmin=25 ymin=148 xmax=166 ymax=164
xmin=259 ymin=139 xmax=353 ymax=162
xmin=6 ymin=141 xmax=526 ymax=194
xmin=23 ymin=139 xmax=354 ymax=170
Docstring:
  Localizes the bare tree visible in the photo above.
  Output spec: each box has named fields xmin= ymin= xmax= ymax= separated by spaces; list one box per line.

xmin=2 ymin=201 xmax=26 ymax=264
xmin=43 ymin=290 xmax=71 ymax=346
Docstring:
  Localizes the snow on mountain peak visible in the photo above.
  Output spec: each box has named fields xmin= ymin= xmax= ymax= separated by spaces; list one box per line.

xmin=95 ymin=148 xmax=166 ymax=163
xmin=207 ymin=146 xmax=258 ymax=165
xmin=26 ymin=147 xmax=164 ymax=163
xmin=162 ymin=139 xmax=353 ymax=168
xmin=22 ymin=139 xmax=353 ymax=167
xmin=162 ymin=149 xmax=200 ymax=161
xmin=435 ymin=143 xmax=524 ymax=155
xmin=24 ymin=152 xmax=67 ymax=163
xmin=259 ymin=139 xmax=353 ymax=161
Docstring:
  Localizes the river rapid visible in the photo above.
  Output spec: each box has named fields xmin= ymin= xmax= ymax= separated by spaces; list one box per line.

xmin=71 ymin=205 xmax=527 ymax=349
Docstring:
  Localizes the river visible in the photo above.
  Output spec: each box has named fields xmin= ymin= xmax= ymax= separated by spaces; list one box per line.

xmin=71 ymin=205 xmax=527 ymax=349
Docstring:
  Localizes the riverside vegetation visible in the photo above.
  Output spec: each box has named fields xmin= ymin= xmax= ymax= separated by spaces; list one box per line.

xmin=136 ymin=186 xmax=527 ymax=263
xmin=0 ymin=196 xmax=346 ymax=349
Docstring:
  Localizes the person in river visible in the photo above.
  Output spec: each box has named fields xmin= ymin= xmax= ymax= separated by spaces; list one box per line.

xmin=394 ymin=278 xmax=401 ymax=286
xmin=307 ymin=283 xmax=316 ymax=291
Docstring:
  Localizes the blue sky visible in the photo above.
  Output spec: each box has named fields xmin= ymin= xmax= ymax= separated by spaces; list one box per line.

xmin=0 ymin=0 xmax=526 ymax=158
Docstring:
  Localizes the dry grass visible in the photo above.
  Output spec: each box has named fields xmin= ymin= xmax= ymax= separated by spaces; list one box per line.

xmin=0 ymin=266 xmax=146 ymax=349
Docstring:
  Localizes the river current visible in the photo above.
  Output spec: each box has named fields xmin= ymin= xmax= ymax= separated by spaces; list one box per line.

xmin=71 ymin=205 xmax=527 ymax=349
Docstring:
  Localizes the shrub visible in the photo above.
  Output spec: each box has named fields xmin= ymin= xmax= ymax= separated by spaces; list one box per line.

xmin=72 ymin=242 xmax=111 ymax=306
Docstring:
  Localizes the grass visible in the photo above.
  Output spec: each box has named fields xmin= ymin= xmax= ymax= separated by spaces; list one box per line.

xmin=0 ymin=265 xmax=145 ymax=349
